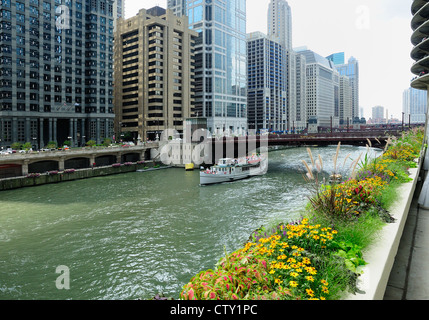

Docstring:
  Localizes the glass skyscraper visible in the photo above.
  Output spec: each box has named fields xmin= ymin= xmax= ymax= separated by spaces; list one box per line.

xmin=403 ymin=87 xmax=427 ymax=124
xmin=0 ymin=0 xmax=123 ymax=149
xmin=335 ymin=57 xmax=359 ymax=120
xmin=167 ymin=0 xmax=248 ymax=135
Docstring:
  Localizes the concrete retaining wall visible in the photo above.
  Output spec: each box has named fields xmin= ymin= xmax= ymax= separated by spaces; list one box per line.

xmin=346 ymin=162 xmax=422 ymax=300
xmin=0 ymin=161 xmax=160 ymax=191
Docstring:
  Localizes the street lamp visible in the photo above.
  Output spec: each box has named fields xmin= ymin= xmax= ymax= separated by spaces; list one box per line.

xmin=32 ymin=137 xmax=37 ymax=151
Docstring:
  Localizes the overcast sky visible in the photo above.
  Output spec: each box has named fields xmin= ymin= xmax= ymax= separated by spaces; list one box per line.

xmin=124 ymin=0 xmax=414 ymax=119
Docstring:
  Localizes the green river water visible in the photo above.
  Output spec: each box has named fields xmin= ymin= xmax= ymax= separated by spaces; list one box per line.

xmin=0 ymin=146 xmax=374 ymax=300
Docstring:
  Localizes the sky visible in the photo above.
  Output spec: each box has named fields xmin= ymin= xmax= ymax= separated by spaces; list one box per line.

xmin=124 ymin=0 xmax=414 ymax=120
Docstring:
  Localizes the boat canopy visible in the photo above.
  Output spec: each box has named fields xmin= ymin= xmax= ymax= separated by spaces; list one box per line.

xmin=217 ymin=158 xmax=235 ymax=166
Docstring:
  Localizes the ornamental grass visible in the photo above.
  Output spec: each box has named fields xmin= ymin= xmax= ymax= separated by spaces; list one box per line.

xmin=180 ymin=127 xmax=425 ymax=300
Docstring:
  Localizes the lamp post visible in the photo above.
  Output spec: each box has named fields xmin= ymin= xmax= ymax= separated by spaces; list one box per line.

xmin=32 ymin=137 xmax=37 ymax=151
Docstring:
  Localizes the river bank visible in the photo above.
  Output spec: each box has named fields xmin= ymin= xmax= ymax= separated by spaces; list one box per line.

xmin=0 ymin=161 xmax=168 ymax=191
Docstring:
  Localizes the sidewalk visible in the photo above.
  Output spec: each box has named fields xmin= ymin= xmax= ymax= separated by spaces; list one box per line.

xmin=384 ymin=178 xmax=429 ymax=300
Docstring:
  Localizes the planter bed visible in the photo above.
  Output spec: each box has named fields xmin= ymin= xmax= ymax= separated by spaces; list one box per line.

xmin=346 ymin=164 xmax=421 ymax=300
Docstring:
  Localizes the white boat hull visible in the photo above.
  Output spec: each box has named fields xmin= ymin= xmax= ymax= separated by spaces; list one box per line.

xmin=200 ymin=159 xmax=267 ymax=185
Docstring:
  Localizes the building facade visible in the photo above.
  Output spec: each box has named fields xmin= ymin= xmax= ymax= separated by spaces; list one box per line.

xmin=267 ymin=0 xmax=292 ymax=51
xmin=334 ymin=56 xmax=359 ymax=120
xmin=338 ymin=75 xmax=353 ymax=125
xmin=113 ymin=7 xmax=197 ymax=142
xmin=289 ymin=50 xmax=307 ymax=132
xmin=299 ymin=49 xmax=339 ymax=131
xmin=326 ymin=52 xmax=345 ymax=66
xmin=167 ymin=0 xmax=248 ymax=136
xmin=247 ymin=32 xmax=287 ymax=133
xmin=403 ymin=87 xmax=427 ymax=124
xmin=0 ymin=0 xmax=123 ymax=149
xmin=372 ymin=105 xmax=385 ymax=124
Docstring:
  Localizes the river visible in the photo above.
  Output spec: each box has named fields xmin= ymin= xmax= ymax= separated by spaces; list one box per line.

xmin=0 ymin=145 xmax=376 ymax=300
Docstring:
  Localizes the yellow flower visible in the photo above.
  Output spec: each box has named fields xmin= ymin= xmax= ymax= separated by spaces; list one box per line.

xmin=306 ymin=276 xmax=315 ymax=282
xmin=275 ymin=278 xmax=282 ymax=284
xmin=289 ymin=281 xmax=298 ymax=288
xmin=321 ymin=279 xmax=329 ymax=286
xmin=306 ymin=288 xmax=315 ymax=297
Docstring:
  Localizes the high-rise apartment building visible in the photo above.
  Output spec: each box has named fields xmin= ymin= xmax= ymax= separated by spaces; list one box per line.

xmin=267 ymin=0 xmax=292 ymax=51
xmin=247 ymin=32 xmax=287 ymax=133
xmin=403 ymin=87 xmax=427 ymax=124
xmin=0 ymin=0 xmax=123 ymax=149
xmin=114 ymin=7 xmax=197 ymax=142
xmin=167 ymin=0 xmax=248 ymax=135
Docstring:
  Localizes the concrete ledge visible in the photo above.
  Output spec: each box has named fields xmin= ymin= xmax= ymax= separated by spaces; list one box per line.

xmin=0 ymin=161 xmax=161 ymax=191
xmin=346 ymin=164 xmax=421 ymax=300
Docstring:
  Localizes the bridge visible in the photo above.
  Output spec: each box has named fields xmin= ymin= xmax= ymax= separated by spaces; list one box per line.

xmin=0 ymin=143 xmax=159 ymax=179
xmin=0 ymin=129 xmax=409 ymax=177
xmin=206 ymin=130 xmax=404 ymax=163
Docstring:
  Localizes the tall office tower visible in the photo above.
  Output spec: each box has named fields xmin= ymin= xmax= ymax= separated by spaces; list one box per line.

xmin=372 ymin=106 xmax=385 ymax=124
xmin=299 ymin=49 xmax=339 ymax=131
xmin=267 ymin=0 xmax=292 ymax=51
xmin=168 ymin=0 xmax=248 ymax=135
xmin=292 ymin=51 xmax=307 ymax=132
xmin=338 ymin=75 xmax=353 ymax=125
xmin=334 ymin=56 xmax=360 ymax=120
xmin=403 ymin=87 xmax=427 ymax=124
xmin=0 ymin=0 xmax=124 ymax=149
xmin=326 ymin=52 xmax=345 ymax=66
xmin=247 ymin=32 xmax=287 ymax=133
xmin=114 ymin=7 xmax=197 ymax=142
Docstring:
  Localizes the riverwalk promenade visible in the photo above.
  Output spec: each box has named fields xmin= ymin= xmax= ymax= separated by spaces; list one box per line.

xmin=384 ymin=177 xmax=429 ymax=300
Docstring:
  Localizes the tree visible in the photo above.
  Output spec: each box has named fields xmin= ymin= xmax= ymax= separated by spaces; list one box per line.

xmin=46 ymin=141 xmax=57 ymax=149
xmin=86 ymin=140 xmax=96 ymax=147
xmin=63 ymin=140 xmax=71 ymax=147
xmin=22 ymin=142 xmax=32 ymax=150
xmin=103 ymin=138 xmax=112 ymax=147
xmin=11 ymin=142 xmax=22 ymax=150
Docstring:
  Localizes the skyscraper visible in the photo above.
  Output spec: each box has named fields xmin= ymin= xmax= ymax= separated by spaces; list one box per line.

xmin=372 ymin=106 xmax=385 ymax=124
xmin=114 ymin=7 xmax=197 ymax=142
xmin=334 ymin=56 xmax=360 ymax=120
xmin=0 ymin=0 xmax=124 ymax=149
xmin=299 ymin=49 xmax=339 ymax=131
xmin=267 ymin=0 xmax=292 ymax=51
xmin=247 ymin=32 xmax=287 ymax=133
xmin=403 ymin=87 xmax=427 ymax=124
xmin=326 ymin=52 xmax=345 ymax=66
xmin=167 ymin=0 xmax=248 ymax=135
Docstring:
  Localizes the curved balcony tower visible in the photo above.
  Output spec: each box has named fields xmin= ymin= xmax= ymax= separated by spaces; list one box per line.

xmin=411 ymin=0 xmax=429 ymax=90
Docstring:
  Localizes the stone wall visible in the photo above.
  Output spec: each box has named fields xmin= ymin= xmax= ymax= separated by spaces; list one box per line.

xmin=0 ymin=161 xmax=159 ymax=191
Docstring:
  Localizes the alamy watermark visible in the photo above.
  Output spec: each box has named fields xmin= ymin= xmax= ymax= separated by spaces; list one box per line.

xmin=156 ymin=128 xmax=269 ymax=175
xmin=55 ymin=265 xmax=70 ymax=290
xmin=355 ymin=5 xmax=371 ymax=30
xmin=55 ymin=5 xmax=71 ymax=30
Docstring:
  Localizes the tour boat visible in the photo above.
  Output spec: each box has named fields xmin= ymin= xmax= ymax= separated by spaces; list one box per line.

xmin=200 ymin=155 xmax=267 ymax=186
